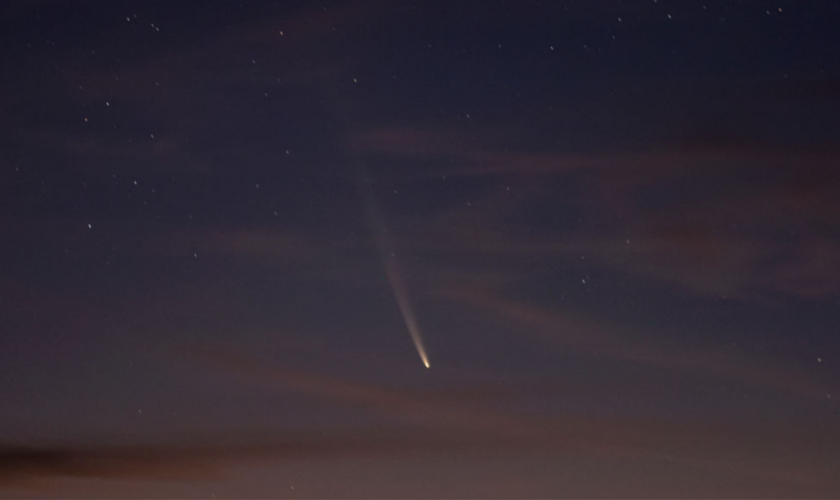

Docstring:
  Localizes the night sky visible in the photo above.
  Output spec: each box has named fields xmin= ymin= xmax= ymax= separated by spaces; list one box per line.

xmin=2 ymin=0 xmax=840 ymax=497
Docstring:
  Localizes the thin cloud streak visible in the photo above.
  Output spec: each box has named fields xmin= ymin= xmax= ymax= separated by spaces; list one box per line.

xmin=441 ymin=285 xmax=833 ymax=401
xmin=349 ymin=124 xmax=840 ymax=299
xmin=5 ymin=345 xmax=833 ymax=493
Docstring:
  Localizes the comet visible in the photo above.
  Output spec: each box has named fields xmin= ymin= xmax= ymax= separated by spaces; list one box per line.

xmin=356 ymin=166 xmax=430 ymax=369
xmin=384 ymin=256 xmax=431 ymax=368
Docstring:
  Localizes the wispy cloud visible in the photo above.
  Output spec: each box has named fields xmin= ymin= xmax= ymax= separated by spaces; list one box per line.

xmin=349 ymin=123 xmax=840 ymax=299
xmin=5 ymin=345 xmax=837 ymax=493
xmin=441 ymin=285 xmax=833 ymax=400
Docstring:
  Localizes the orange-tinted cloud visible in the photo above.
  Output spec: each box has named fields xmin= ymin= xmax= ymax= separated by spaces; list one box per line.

xmin=348 ymin=123 xmax=840 ymax=299
xmin=5 ymin=346 xmax=837 ymax=494
xmin=440 ymin=285 xmax=833 ymax=400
